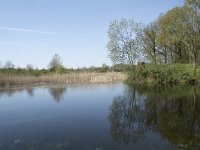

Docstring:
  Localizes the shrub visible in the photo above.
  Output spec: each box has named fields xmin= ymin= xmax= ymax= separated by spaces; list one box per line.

xmin=127 ymin=64 xmax=200 ymax=85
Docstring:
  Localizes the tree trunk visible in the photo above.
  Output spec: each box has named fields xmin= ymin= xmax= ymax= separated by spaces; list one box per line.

xmin=164 ymin=47 xmax=168 ymax=64
xmin=193 ymin=54 xmax=197 ymax=77
xmin=153 ymin=47 xmax=157 ymax=65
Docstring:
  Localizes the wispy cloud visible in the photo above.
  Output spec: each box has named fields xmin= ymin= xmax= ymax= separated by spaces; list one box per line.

xmin=0 ymin=26 xmax=57 ymax=35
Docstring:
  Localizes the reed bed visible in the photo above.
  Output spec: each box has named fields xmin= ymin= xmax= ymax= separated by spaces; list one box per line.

xmin=0 ymin=72 xmax=126 ymax=87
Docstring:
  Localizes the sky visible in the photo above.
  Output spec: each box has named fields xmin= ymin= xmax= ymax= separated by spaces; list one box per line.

xmin=0 ymin=0 xmax=184 ymax=69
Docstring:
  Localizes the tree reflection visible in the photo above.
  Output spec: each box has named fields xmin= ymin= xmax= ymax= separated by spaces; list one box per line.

xmin=144 ymin=86 xmax=200 ymax=149
xmin=109 ymin=85 xmax=200 ymax=149
xmin=108 ymin=86 xmax=146 ymax=144
xmin=25 ymin=87 xmax=35 ymax=97
xmin=0 ymin=87 xmax=36 ymax=98
xmin=48 ymin=86 xmax=66 ymax=103
xmin=0 ymin=88 xmax=25 ymax=98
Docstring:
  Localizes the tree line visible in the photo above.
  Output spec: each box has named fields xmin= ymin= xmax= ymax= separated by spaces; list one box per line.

xmin=0 ymin=54 xmax=127 ymax=76
xmin=107 ymin=0 xmax=200 ymax=76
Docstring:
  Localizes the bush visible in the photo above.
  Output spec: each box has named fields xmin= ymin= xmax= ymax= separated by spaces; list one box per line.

xmin=127 ymin=64 xmax=200 ymax=85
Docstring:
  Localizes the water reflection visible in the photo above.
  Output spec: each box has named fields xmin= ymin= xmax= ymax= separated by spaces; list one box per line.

xmin=26 ymin=87 xmax=35 ymax=97
xmin=0 ymin=83 xmax=116 ymax=102
xmin=0 ymin=83 xmax=125 ymax=150
xmin=108 ymin=86 xmax=146 ymax=144
xmin=0 ymin=87 xmax=34 ymax=98
xmin=0 ymin=85 xmax=67 ymax=103
xmin=48 ymin=86 xmax=67 ymax=102
xmin=109 ymin=85 xmax=200 ymax=149
xmin=1 ymin=83 xmax=200 ymax=149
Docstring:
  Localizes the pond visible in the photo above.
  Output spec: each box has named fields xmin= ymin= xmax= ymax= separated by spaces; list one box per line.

xmin=0 ymin=83 xmax=199 ymax=150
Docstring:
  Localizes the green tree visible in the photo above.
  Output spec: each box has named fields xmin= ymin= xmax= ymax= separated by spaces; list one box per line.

xmin=48 ymin=54 xmax=64 ymax=73
xmin=101 ymin=63 xmax=109 ymax=72
xmin=158 ymin=7 xmax=188 ymax=63
xmin=185 ymin=0 xmax=200 ymax=8
xmin=107 ymin=18 xmax=142 ymax=65
xmin=184 ymin=0 xmax=200 ymax=76
xmin=141 ymin=21 xmax=159 ymax=65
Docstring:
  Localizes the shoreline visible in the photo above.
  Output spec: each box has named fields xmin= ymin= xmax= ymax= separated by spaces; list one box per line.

xmin=126 ymin=64 xmax=200 ymax=86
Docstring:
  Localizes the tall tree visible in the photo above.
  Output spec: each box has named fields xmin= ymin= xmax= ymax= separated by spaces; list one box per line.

xmin=158 ymin=7 xmax=188 ymax=63
xmin=184 ymin=0 xmax=200 ymax=76
xmin=48 ymin=54 xmax=64 ymax=73
xmin=107 ymin=19 xmax=142 ymax=65
xmin=141 ymin=21 xmax=159 ymax=65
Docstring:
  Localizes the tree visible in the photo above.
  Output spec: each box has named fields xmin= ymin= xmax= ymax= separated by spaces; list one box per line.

xmin=48 ymin=54 xmax=64 ymax=73
xmin=184 ymin=0 xmax=200 ymax=76
xmin=4 ymin=60 xmax=15 ymax=69
xmin=101 ymin=63 xmax=109 ymax=72
xmin=107 ymin=18 xmax=142 ymax=65
xmin=158 ymin=7 xmax=188 ymax=63
xmin=26 ymin=64 xmax=33 ymax=74
xmin=185 ymin=0 xmax=200 ymax=8
xmin=141 ymin=21 xmax=159 ymax=65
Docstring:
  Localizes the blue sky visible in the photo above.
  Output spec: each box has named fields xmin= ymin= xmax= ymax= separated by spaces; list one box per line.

xmin=0 ymin=0 xmax=184 ymax=69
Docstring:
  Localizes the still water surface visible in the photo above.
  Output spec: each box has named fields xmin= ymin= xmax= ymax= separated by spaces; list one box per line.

xmin=0 ymin=83 xmax=199 ymax=150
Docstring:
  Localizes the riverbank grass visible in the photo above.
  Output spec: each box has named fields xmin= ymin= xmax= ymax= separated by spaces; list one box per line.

xmin=127 ymin=64 xmax=200 ymax=85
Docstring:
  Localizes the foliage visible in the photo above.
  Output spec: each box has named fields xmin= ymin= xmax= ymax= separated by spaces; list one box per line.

xmin=107 ymin=18 xmax=142 ymax=65
xmin=48 ymin=54 xmax=64 ymax=73
xmin=157 ymin=7 xmax=189 ymax=63
xmin=140 ymin=21 xmax=159 ymax=65
xmin=104 ymin=0 xmax=200 ymax=85
xmin=127 ymin=64 xmax=200 ymax=85
xmin=106 ymin=0 xmax=200 ymax=80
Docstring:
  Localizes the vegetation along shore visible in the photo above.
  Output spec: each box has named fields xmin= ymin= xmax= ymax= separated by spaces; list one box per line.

xmin=0 ymin=72 xmax=126 ymax=87
xmin=0 ymin=54 xmax=127 ymax=87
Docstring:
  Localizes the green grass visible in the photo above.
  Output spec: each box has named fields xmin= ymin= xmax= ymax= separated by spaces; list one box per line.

xmin=127 ymin=64 xmax=200 ymax=85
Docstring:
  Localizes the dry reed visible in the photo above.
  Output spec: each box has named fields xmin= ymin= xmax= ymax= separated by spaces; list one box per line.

xmin=0 ymin=72 xmax=126 ymax=87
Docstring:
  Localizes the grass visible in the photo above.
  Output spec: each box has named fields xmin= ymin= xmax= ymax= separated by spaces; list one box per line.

xmin=0 ymin=72 xmax=127 ymax=87
xmin=127 ymin=64 xmax=200 ymax=85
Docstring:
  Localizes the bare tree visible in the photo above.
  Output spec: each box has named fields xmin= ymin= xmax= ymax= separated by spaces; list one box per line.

xmin=4 ymin=61 xmax=15 ymax=69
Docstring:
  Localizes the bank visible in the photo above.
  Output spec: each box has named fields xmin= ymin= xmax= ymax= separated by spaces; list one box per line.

xmin=126 ymin=64 xmax=200 ymax=85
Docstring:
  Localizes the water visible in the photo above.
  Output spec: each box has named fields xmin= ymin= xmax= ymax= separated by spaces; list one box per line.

xmin=0 ymin=83 xmax=199 ymax=150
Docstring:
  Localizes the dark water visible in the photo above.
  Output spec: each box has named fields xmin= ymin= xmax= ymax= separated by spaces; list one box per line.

xmin=0 ymin=83 xmax=199 ymax=150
